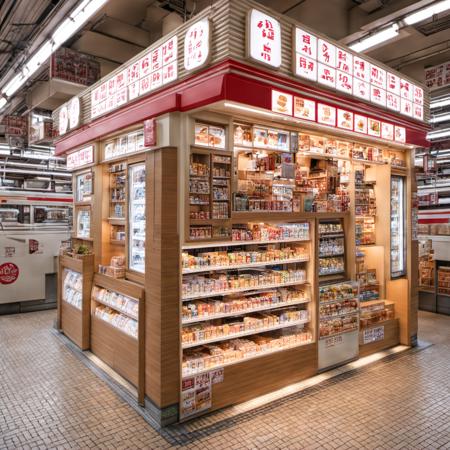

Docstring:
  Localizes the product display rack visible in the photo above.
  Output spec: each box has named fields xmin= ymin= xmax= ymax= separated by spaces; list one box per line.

xmin=317 ymin=218 xmax=346 ymax=280
xmin=181 ymin=222 xmax=315 ymax=377
xmin=58 ymin=254 xmax=94 ymax=350
xmin=109 ymin=162 xmax=127 ymax=246
xmin=90 ymin=273 xmax=145 ymax=399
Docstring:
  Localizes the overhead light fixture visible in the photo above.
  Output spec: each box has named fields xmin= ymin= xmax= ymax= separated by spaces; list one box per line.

xmin=0 ymin=97 xmax=7 ymax=110
xmin=349 ymin=24 xmax=399 ymax=53
xmin=427 ymin=128 xmax=450 ymax=139
xmin=404 ymin=0 xmax=450 ymax=25
xmin=430 ymin=113 xmax=450 ymax=123
xmin=430 ymin=96 xmax=450 ymax=109
xmin=0 ymin=0 xmax=109 ymax=102
xmin=52 ymin=0 xmax=108 ymax=47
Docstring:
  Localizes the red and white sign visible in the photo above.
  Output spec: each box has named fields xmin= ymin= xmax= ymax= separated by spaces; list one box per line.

xmin=400 ymin=79 xmax=413 ymax=100
xmin=336 ymin=48 xmax=352 ymax=74
xmin=353 ymin=79 xmax=370 ymax=101
xmin=184 ymin=19 xmax=210 ymax=71
xmin=68 ymin=97 xmax=80 ymax=129
xmin=248 ymin=9 xmax=281 ymax=68
xmin=425 ymin=61 xmax=450 ymax=91
xmin=336 ymin=71 xmax=353 ymax=94
xmin=272 ymin=90 xmax=293 ymax=115
xmin=354 ymin=56 xmax=370 ymax=81
xmin=58 ymin=106 xmax=68 ymax=136
xmin=337 ymin=109 xmax=353 ymax=130
xmin=394 ymin=126 xmax=406 ymax=143
xmin=381 ymin=122 xmax=394 ymax=140
xmin=293 ymin=96 xmax=316 ymax=121
xmin=295 ymin=54 xmax=317 ymax=81
xmin=290 ymin=27 xmax=425 ymax=122
xmin=317 ymin=103 xmax=336 ymax=126
xmin=386 ymin=93 xmax=401 ymax=112
xmin=66 ymin=145 xmax=94 ymax=170
xmin=295 ymin=28 xmax=317 ymax=59
xmin=370 ymin=64 xmax=386 ymax=89
xmin=413 ymin=103 xmax=424 ymax=121
xmin=0 ymin=262 xmax=19 ymax=285
xmin=270 ymin=88 xmax=412 ymax=145
xmin=318 ymin=39 xmax=336 ymax=67
xmin=401 ymin=98 xmax=413 ymax=117
xmin=386 ymin=72 xmax=400 ymax=95
xmin=144 ymin=118 xmax=157 ymax=146
xmin=368 ymin=118 xmax=381 ymax=138
xmin=91 ymin=36 xmax=178 ymax=120
xmin=370 ymin=86 xmax=386 ymax=107
xmin=318 ymin=63 xmax=336 ymax=88
xmin=354 ymin=114 xmax=368 ymax=134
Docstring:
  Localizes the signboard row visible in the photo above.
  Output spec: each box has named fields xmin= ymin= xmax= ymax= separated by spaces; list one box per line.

xmin=425 ymin=61 xmax=450 ymax=92
xmin=272 ymin=89 xmax=407 ymax=144
xmin=249 ymin=9 xmax=424 ymax=122
xmin=59 ymin=8 xmax=425 ymax=136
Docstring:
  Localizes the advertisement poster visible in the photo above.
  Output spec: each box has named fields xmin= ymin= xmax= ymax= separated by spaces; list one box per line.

xmin=29 ymin=239 xmax=43 ymax=255
xmin=363 ymin=326 xmax=384 ymax=344
xmin=180 ymin=368 xmax=225 ymax=419
xmin=0 ymin=262 xmax=19 ymax=285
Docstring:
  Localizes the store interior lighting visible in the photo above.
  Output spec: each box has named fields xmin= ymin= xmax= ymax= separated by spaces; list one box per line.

xmin=404 ymin=0 xmax=450 ymax=25
xmin=349 ymin=24 xmax=399 ymax=53
xmin=0 ymin=0 xmax=108 ymax=111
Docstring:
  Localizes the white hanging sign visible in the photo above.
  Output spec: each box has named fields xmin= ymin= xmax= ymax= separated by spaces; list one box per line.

xmin=248 ymin=9 xmax=282 ymax=68
xmin=184 ymin=19 xmax=211 ymax=71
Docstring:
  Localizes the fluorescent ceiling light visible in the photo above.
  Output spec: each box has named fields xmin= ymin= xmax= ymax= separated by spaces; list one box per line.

xmin=427 ymin=128 xmax=450 ymax=139
xmin=404 ymin=0 xmax=450 ymax=25
xmin=349 ymin=24 xmax=399 ymax=52
xmin=24 ymin=41 xmax=53 ymax=77
xmin=430 ymin=97 xmax=450 ymax=109
xmin=52 ymin=0 xmax=108 ymax=47
xmin=0 ymin=97 xmax=7 ymax=110
xmin=3 ymin=74 xmax=26 ymax=97
xmin=1 ymin=0 xmax=109 ymax=101
xmin=430 ymin=113 xmax=450 ymax=123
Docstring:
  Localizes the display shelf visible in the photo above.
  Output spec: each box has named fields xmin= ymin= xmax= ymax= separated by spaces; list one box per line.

xmin=182 ymin=237 xmax=310 ymax=250
xmin=182 ymin=256 xmax=310 ymax=274
xmin=319 ymin=310 xmax=359 ymax=321
xmin=93 ymin=296 xmax=138 ymax=320
xmin=183 ymin=318 xmax=310 ymax=349
xmin=182 ymin=280 xmax=308 ymax=301
xmin=319 ymin=328 xmax=358 ymax=340
xmin=182 ymin=297 xmax=310 ymax=324
xmin=318 ymin=253 xmax=345 ymax=258
xmin=320 ymin=295 xmax=358 ymax=305
xmin=319 ymin=233 xmax=345 ymax=239
xmin=182 ymin=339 xmax=314 ymax=377
xmin=94 ymin=309 xmax=138 ymax=339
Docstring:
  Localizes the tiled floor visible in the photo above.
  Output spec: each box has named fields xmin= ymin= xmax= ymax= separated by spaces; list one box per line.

xmin=1 ymin=310 xmax=449 ymax=449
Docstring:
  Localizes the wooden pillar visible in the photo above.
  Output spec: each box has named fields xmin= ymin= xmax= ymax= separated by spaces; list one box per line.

xmin=145 ymin=147 xmax=180 ymax=425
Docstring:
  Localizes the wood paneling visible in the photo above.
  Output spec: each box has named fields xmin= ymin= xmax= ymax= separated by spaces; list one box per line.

xmin=359 ymin=319 xmax=399 ymax=357
xmin=387 ymin=278 xmax=410 ymax=345
xmin=91 ymin=315 xmax=139 ymax=386
xmin=210 ymin=343 xmax=317 ymax=411
xmin=61 ymin=301 xmax=83 ymax=348
xmin=145 ymin=147 xmax=180 ymax=408
xmin=59 ymin=254 xmax=94 ymax=350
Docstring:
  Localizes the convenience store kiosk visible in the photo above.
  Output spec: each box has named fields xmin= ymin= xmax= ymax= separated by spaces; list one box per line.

xmin=54 ymin=0 xmax=429 ymax=425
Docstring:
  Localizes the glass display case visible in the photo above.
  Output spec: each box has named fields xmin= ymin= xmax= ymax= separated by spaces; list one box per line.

xmin=129 ymin=163 xmax=146 ymax=273
xmin=75 ymin=171 xmax=93 ymax=203
xmin=76 ymin=209 xmax=91 ymax=238
xmin=390 ymin=176 xmax=406 ymax=278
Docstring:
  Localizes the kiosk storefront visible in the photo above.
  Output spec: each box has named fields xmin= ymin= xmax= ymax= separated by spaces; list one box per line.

xmin=54 ymin=0 xmax=429 ymax=426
